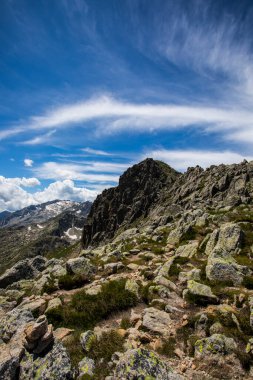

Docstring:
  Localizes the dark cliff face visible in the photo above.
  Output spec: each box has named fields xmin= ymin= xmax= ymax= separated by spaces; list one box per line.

xmin=82 ymin=158 xmax=180 ymax=247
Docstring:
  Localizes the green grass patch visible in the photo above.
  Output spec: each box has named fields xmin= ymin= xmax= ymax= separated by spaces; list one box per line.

xmin=47 ymin=278 xmax=137 ymax=330
xmin=46 ymin=242 xmax=80 ymax=260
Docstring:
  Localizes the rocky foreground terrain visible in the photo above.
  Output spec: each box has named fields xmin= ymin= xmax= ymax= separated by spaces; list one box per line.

xmin=1 ymin=158 xmax=253 ymax=379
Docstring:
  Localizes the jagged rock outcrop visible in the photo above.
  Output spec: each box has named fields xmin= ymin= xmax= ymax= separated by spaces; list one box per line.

xmin=82 ymin=158 xmax=179 ymax=247
xmin=82 ymin=158 xmax=253 ymax=249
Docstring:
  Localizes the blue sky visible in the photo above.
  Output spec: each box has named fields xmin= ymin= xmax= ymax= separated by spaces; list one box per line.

xmin=1 ymin=0 xmax=253 ymax=211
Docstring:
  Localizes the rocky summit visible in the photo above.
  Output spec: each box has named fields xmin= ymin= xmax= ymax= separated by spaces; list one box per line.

xmin=2 ymin=158 xmax=253 ymax=379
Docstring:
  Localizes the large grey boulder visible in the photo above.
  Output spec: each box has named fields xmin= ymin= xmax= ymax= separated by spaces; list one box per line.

xmin=0 ymin=308 xmax=34 ymax=342
xmin=19 ymin=340 xmax=72 ymax=379
xmin=205 ymin=223 xmax=250 ymax=285
xmin=205 ymin=223 xmax=243 ymax=255
xmin=175 ymin=240 xmax=198 ymax=258
xmin=113 ymin=348 xmax=183 ymax=379
xmin=195 ymin=334 xmax=236 ymax=358
xmin=0 ymin=256 xmax=47 ymax=289
xmin=0 ymin=309 xmax=34 ymax=379
xmin=66 ymin=257 xmax=96 ymax=280
xmin=142 ymin=307 xmax=171 ymax=335
xmin=183 ymin=280 xmax=218 ymax=304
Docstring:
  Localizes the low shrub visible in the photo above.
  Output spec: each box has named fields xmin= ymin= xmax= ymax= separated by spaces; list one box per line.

xmin=120 ymin=316 xmax=131 ymax=329
xmin=62 ymin=330 xmax=84 ymax=371
xmin=89 ymin=330 xmax=125 ymax=378
xmin=58 ymin=273 xmax=86 ymax=290
xmin=243 ymin=276 xmax=253 ymax=290
xmin=41 ymin=275 xmax=58 ymax=294
xmin=157 ymin=337 xmax=176 ymax=357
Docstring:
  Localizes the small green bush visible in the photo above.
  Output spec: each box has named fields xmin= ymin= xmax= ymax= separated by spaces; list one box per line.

xmin=157 ymin=337 xmax=176 ymax=357
xmin=58 ymin=273 xmax=86 ymax=290
xmin=41 ymin=275 xmax=58 ymax=294
xmin=243 ymin=276 xmax=253 ymax=290
xmin=120 ymin=317 xmax=131 ymax=329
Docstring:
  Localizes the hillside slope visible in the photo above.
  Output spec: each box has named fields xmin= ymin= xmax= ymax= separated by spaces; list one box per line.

xmin=0 ymin=200 xmax=91 ymax=274
xmin=2 ymin=159 xmax=253 ymax=379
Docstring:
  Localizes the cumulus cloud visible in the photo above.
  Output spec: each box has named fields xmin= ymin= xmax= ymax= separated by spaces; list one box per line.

xmin=0 ymin=176 xmax=41 ymax=188
xmin=0 ymin=176 xmax=97 ymax=212
xmin=24 ymin=158 xmax=34 ymax=167
xmin=33 ymin=180 xmax=97 ymax=204
xmin=144 ymin=149 xmax=253 ymax=172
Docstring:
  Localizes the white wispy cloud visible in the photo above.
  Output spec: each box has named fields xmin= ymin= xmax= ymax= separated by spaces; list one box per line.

xmin=24 ymin=158 xmax=34 ymax=167
xmin=2 ymin=95 xmax=253 ymax=145
xmin=144 ymin=149 xmax=253 ymax=171
xmin=82 ymin=147 xmax=113 ymax=156
xmin=20 ymin=129 xmax=56 ymax=146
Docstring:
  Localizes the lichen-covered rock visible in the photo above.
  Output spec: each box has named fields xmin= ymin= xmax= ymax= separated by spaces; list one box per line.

xmin=0 ymin=309 xmax=34 ymax=379
xmin=142 ymin=307 xmax=171 ymax=335
xmin=0 ymin=308 xmax=34 ymax=342
xmin=157 ymin=258 xmax=175 ymax=277
xmin=206 ymin=247 xmax=250 ymax=285
xmin=246 ymin=338 xmax=253 ymax=354
xmin=167 ymin=223 xmax=192 ymax=245
xmin=18 ymin=297 xmax=46 ymax=315
xmin=78 ymin=357 xmax=95 ymax=379
xmin=248 ymin=296 xmax=253 ymax=329
xmin=0 ymin=341 xmax=25 ymax=380
xmin=66 ymin=257 xmax=96 ymax=280
xmin=205 ymin=223 xmax=243 ymax=255
xmin=0 ymin=260 xmax=37 ymax=289
xmin=104 ymin=262 xmax=124 ymax=275
xmin=45 ymin=297 xmax=62 ymax=313
xmin=183 ymin=280 xmax=218 ymax=304
xmin=205 ymin=223 xmax=250 ymax=285
xmin=175 ymin=240 xmax=198 ymax=258
xmin=19 ymin=340 xmax=72 ymax=379
xmin=178 ymin=268 xmax=201 ymax=283
xmin=113 ymin=348 xmax=183 ymax=379
xmin=125 ymin=279 xmax=139 ymax=298
xmin=195 ymin=334 xmax=236 ymax=358
xmin=80 ymin=330 xmax=96 ymax=353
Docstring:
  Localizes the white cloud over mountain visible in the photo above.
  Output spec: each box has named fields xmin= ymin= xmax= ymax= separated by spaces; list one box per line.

xmin=0 ymin=176 xmax=97 ymax=212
